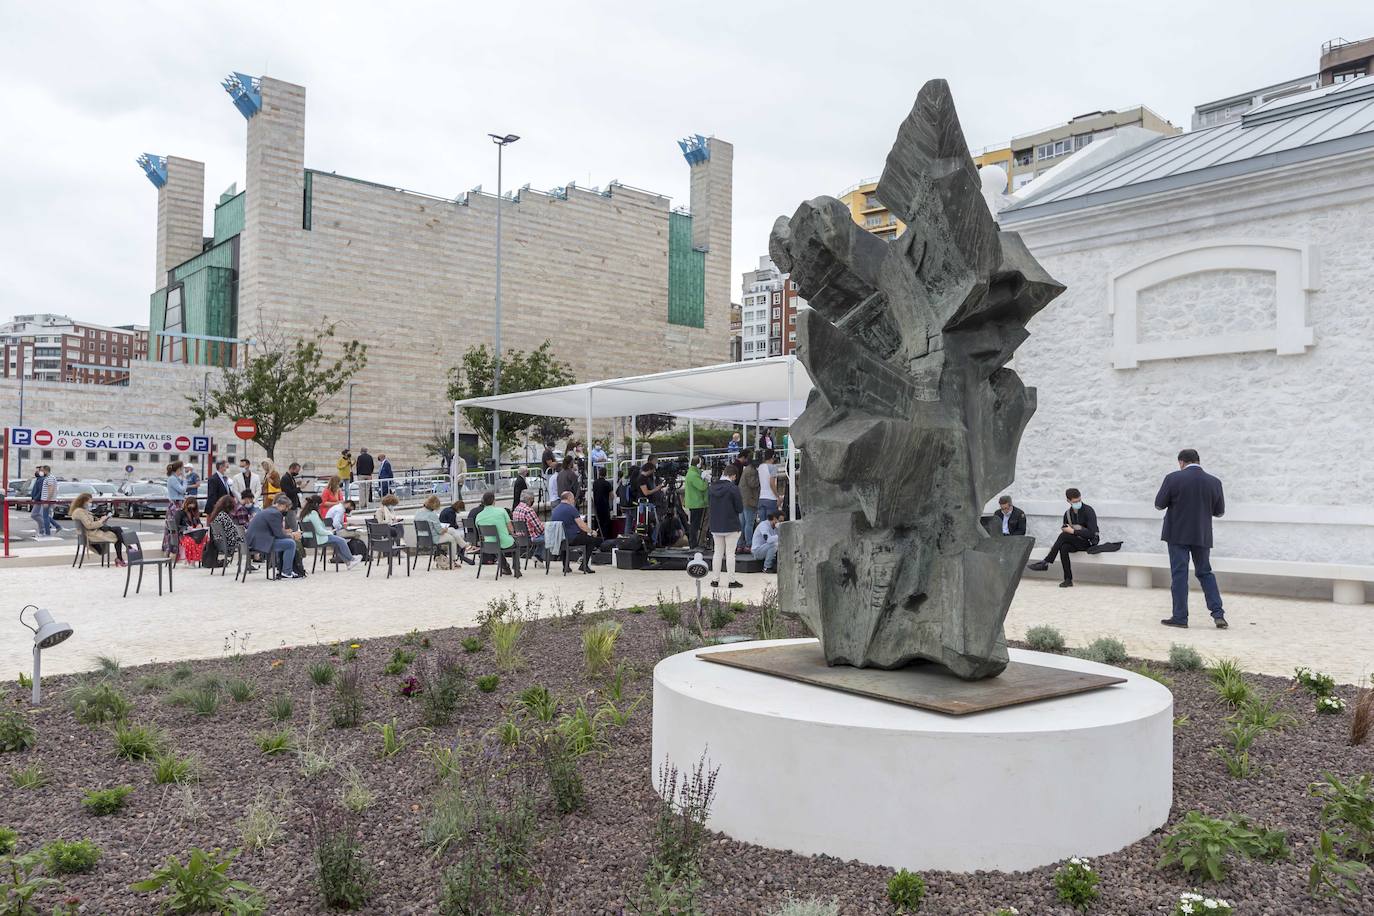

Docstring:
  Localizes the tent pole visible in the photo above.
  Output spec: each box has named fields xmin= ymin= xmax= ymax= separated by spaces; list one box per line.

xmin=755 ymin=403 xmax=761 ymax=449
xmin=586 ymin=389 xmax=594 ymax=534
xmin=452 ymin=400 xmax=460 ymax=492
xmin=688 ymin=420 xmax=694 ymax=461
xmin=787 ymin=358 xmax=797 ymax=519
xmin=630 ymin=415 xmax=637 ymax=467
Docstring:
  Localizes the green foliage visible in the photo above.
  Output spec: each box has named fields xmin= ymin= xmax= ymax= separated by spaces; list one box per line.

xmin=1232 ymin=692 xmax=1297 ymax=732
xmin=1309 ymin=828 xmax=1369 ymax=901
xmin=189 ymin=685 xmax=221 ymax=717
xmin=170 ymin=663 xmax=195 ymax=683
xmin=540 ymin=729 xmax=586 ymax=816
xmin=1158 ymin=810 xmax=1289 ymax=881
xmin=381 ymin=647 xmax=417 ymax=677
xmin=112 ymin=722 xmax=163 ymax=761
xmin=268 ymin=693 xmax=293 ymax=722
xmin=628 ymin=605 xmax=647 ymax=615
xmin=315 ymin=826 xmax=372 ymax=910
xmin=887 ymin=869 xmax=927 ymax=911
xmin=227 ymin=678 xmax=257 ymax=703
xmin=309 ymin=662 xmax=337 ymax=687
xmin=1168 ymin=643 xmax=1205 ymax=670
xmin=0 ymin=826 xmax=16 ymax=854
xmin=708 ymin=603 xmax=736 ymax=630
xmin=657 ymin=601 xmax=682 ymax=627
xmin=517 ymin=686 xmax=559 ymax=724
xmin=755 ymin=595 xmax=788 ymax=641
xmin=368 ymin=718 xmax=422 ymax=758
xmin=189 ymin=321 xmax=368 ymax=460
xmin=1209 ymin=661 xmax=1251 ymax=708
xmin=1087 ymin=637 xmax=1128 ymax=665
xmin=628 ymin=860 xmax=704 ymax=916
xmin=0 ymin=713 xmax=38 ymax=753
xmin=461 ymin=636 xmax=484 ymax=654
xmin=152 ymin=752 xmax=198 ymax=785
xmin=1129 ymin=662 xmax=1173 ymax=688
xmin=43 ymin=838 xmax=101 ymax=874
xmin=1053 ymin=857 xmax=1099 ymax=910
xmin=1169 ymin=893 xmax=1232 ymax=916
xmin=237 ymin=795 xmax=287 ymax=851
xmin=557 ymin=699 xmax=608 ymax=758
xmin=339 ymin=766 xmax=375 ymax=813
xmin=476 ymin=675 xmax=500 ymax=693
xmin=16 ymin=672 xmax=31 ymax=689
xmin=1294 ymin=666 xmax=1337 ymax=698
xmin=1024 ymin=625 xmax=1066 ymax=653
xmin=139 ymin=673 xmax=169 ymax=693
xmin=1317 ymin=695 xmax=1346 ymax=715
xmin=419 ymin=652 xmax=468 ymax=727
xmin=10 ymin=763 xmax=47 ymax=789
xmin=0 ymin=850 xmax=63 ymax=915
xmin=82 ymin=785 xmax=134 ymax=815
xmin=660 ymin=625 xmax=705 ymax=659
xmin=332 ymin=667 xmax=363 ymax=729
xmin=1310 ymin=772 xmax=1374 ymax=862
xmin=426 ymin=745 xmax=460 ymax=782
xmin=583 ymin=620 xmax=622 ymax=678
xmin=69 ymin=682 xmax=131 ymax=725
xmin=489 ymin=618 xmax=527 ymax=674
xmin=447 ymin=340 xmax=576 ymax=454
xmin=131 ymin=847 xmax=264 ymax=915
xmin=256 ymin=729 xmax=294 ymax=755
xmin=646 ymin=754 xmax=719 ymax=888
xmin=94 ymin=655 xmax=123 ymax=677
xmin=1069 ymin=646 xmax=1106 ymax=663
xmin=1210 ymin=658 xmax=1244 ymax=682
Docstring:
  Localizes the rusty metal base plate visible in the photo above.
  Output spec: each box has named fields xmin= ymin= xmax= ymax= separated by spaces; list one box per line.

xmin=697 ymin=642 xmax=1125 ymax=716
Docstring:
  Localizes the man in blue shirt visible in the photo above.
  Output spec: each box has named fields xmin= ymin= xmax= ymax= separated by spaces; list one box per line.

xmin=551 ymin=490 xmax=600 ymax=574
xmin=750 ymin=509 xmax=782 ymax=572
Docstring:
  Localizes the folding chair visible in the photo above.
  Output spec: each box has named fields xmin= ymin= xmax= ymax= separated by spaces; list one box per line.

xmin=365 ymin=521 xmax=409 ymax=578
xmin=73 ymin=527 xmax=110 ymax=569
xmin=301 ymin=527 xmax=343 ymax=574
xmin=122 ymin=529 xmax=173 ymax=597
xmin=476 ymin=523 xmax=521 ymax=579
xmin=415 ymin=525 xmax=455 ymax=571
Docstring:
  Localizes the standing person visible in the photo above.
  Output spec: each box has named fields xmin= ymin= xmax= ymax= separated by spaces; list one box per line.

xmin=511 ymin=467 xmax=528 ymax=509
xmin=262 ymin=470 xmax=283 ymax=509
xmin=550 ymin=490 xmax=599 ymax=574
xmin=556 ymin=456 xmax=579 ymax=503
xmin=738 ymin=452 xmax=760 ymax=550
xmin=70 ymin=492 xmax=127 ymax=566
xmin=205 ymin=459 xmax=234 ymax=511
xmin=28 ymin=467 xmax=49 ymax=539
xmin=184 ymin=465 xmax=201 ymax=499
xmin=1026 ymin=488 xmax=1099 ymax=588
xmin=245 ymin=496 xmax=303 ymax=579
xmin=354 ymin=447 xmax=375 ymax=508
xmin=166 ymin=461 xmax=187 ymax=509
xmin=992 ymin=495 xmax=1027 ymax=536
xmin=684 ymin=456 xmax=708 ymax=548
xmin=234 ymin=458 xmax=260 ymax=504
xmin=760 ymin=429 xmax=775 ymax=451
xmin=707 ymin=464 xmax=744 ymax=589
xmin=336 ymin=450 xmax=353 ymax=492
xmin=280 ymin=462 xmax=303 ymax=528
xmin=590 ymin=442 xmax=608 ymax=471
xmin=1155 ymin=449 xmax=1228 ymax=629
xmin=727 ymin=432 xmax=742 ymax=456
xmin=41 ymin=468 xmax=63 ymax=537
xmin=543 ymin=456 xmax=559 ymax=506
xmin=592 ymin=466 xmax=615 ymax=539
xmin=756 ymin=449 xmax=779 ymax=518
xmin=376 ymin=453 xmax=393 ymax=497
xmin=751 ymin=509 xmax=783 ymax=573
xmin=475 ymin=491 xmax=520 ymax=577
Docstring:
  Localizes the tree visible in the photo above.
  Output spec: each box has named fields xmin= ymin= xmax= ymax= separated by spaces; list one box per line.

xmin=446 ymin=341 xmax=575 ymax=457
xmin=188 ymin=322 xmax=368 ymax=461
xmin=635 ymin=414 xmax=676 ymax=437
xmin=420 ymin=417 xmax=455 ymax=470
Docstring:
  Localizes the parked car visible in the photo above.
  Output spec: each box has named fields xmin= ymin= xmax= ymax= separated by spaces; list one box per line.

xmin=49 ymin=482 xmax=113 ymax=519
xmin=113 ymin=482 xmax=172 ymax=519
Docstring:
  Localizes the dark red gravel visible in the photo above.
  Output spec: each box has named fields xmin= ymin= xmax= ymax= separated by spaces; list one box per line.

xmin=1 ymin=601 xmax=1370 ymax=914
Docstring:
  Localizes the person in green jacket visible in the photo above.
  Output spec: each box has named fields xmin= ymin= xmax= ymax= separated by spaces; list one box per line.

xmin=684 ymin=456 xmax=709 ymax=549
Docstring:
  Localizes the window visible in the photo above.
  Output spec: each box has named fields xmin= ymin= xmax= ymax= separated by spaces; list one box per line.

xmin=147 ymin=451 xmax=160 ymax=463
xmin=227 ymin=444 xmax=236 ymax=455
xmin=63 ymin=451 xmax=75 ymax=461
xmin=789 ymin=331 xmax=797 ymax=341
xmin=161 ymin=287 xmax=184 ymax=361
xmin=789 ymin=314 xmax=796 ymax=324
xmin=86 ymin=452 xmax=98 ymax=462
xmin=1333 ymin=67 xmax=1366 ymax=83
xmin=18 ymin=449 xmax=30 ymax=460
xmin=772 ymin=307 xmax=781 ymax=319
xmin=1035 ymin=138 xmax=1074 ymax=160
xmin=1013 ymin=149 xmax=1033 ymax=166
xmin=129 ymin=453 xmax=139 ymax=462
xmin=100 ymin=343 xmax=106 ymax=353
xmin=863 ymin=193 xmax=880 ymax=208
xmin=772 ymin=322 xmax=781 ymax=335
xmin=41 ymin=450 xmax=53 ymax=460
xmin=1075 ymin=133 xmax=1094 ymax=150
xmin=123 ymin=347 xmax=129 ymax=356
xmin=864 ymin=214 xmax=882 ymax=227
xmin=772 ymin=292 xmax=781 ymax=305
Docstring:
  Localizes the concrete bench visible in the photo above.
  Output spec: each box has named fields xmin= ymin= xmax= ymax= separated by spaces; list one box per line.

xmin=1056 ymin=550 xmax=1372 ymax=605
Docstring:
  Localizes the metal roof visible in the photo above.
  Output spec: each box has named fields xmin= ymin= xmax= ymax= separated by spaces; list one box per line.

xmin=1002 ymin=75 xmax=1374 ymax=222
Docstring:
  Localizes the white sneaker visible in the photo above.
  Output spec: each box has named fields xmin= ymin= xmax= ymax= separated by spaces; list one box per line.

xmin=347 ymin=557 xmax=362 ymax=570
xmin=278 ymin=571 xmax=301 ymax=580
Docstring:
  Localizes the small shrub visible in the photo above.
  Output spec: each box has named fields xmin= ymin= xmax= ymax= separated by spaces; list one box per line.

xmin=268 ymin=694 xmax=294 ymax=721
xmin=1053 ymin=856 xmax=1099 ymax=910
xmin=1317 ymin=696 xmax=1346 ymax=715
xmin=152 ymin=751 xmax=198 ymax=785
xmin=170 ymin=663 xmax=194 ymax=682
xmin=660 ymin=625 xmax=704 ymax=659
xmin=44 ymin=838 xmax=101 ymax=874
xmin=1024 ymin=625 xmax=1065 ymax=653
xmin=1069 ymin=646 xmax=1106 ymax=663
xmin=647 ymin=753 xmax=719 ymax=884
xmin=70 ymin=681 xmax=131 ymax=725
xmin=0 ymin=826 xmax=16 ymax=854
xmin=139 ymin=673 xmax=169 ymax=693
xmin=1169 ymin=893 xmax=1232 ymax=916
xmin=1294 ymin=666 xmax=1337 ymax=697
xmin=1232 ymin=692 xmax=1297 ymax=732
xmin=461 ymin=636 xmax=483 ymax=653
xmin=0 ymin=712 xmax=36 ymax=752
xmin=1130 ymin=662 xmax=1173 ymax=688
xmin=132 ymin=847 xmax=264 ymax=914
xmin=164 ymin=686 xmax=195 ymax=708
xmin=476 ymin=674 xmax=500 ymax=693
xmin=382 ymin=646 xmax=416 ymax=676
xmin=194 ymin=672 xmax=225 ymax=691
xmin=1210 ymin=658 xmax=1244 ymax=683
xmin=426 ymin=744 xmax=459 ymax=781
xmin=227 ymin=678 xmax=257 ymax=702
xmin=1209 ymin=661 xmax=1251 ymax=708
xmin=1158 ymin=810 xmax=1289 ymax=881
xmin=887 ymin=868 xmax=926 ymax=912
xmin=309 ymin=662 xmax=337 ymax=687
xmin=418 ymin=652 xmax=467 ymax=727
xmin=658 ymin=601 xmax=682 ymax=627
xmin=540 ymin=729 xmax=586 ymax=815
xmin=583 ymin=620 xmax=622 ymax=678
xmin=755 ymin=598 xmax=788 ymax=640
xmin=189 ymin=685 xmax=221 ymax=717
xmin=1087 ymin=637 xmax=1128 ymax=665
xmin=94 ymin=655 xmax=122 ymax=677
xmin=489 ymin=617 xmax=527 ymax=673
xmin=112 ymin=722 xmax=163 ymax=761
xmin=557 ymin=699 xmax=607 ymax=758
xmin=339 ymin=766 xmax=375 ymax=813
xmin=332 ymin=667 xmax=363 ymax=729
xmin=238 ymin=794 xmax=287 ymax=850
xmin=368 ymin=718 xmax=418 ymax=757
xmin=11 ymin=763 xmax=47 ymax=788
xmin=518 ymin=685 xmax=560 ymax=724
xmin=256 ymin=729 xmax=294 ymax=755
xmin=1310 ymin=772 xmax=1374 ymax=862
xmin=315 ymin=824 xmax=372 ymax=910
xmin=709 ymin=603 xmax=736 ymax=630
xmin=767 ymin=896 xmax=840 ymax=916
xmin=1168 ymin=643 xmax=1204 ymax=670
xmin=83 ymin=784 xmax=134 ymax=815
xmin=628 ymin=604 xmax=646 ymax=615
xmin=1308 ymin=828 xmax=1368 ymax=901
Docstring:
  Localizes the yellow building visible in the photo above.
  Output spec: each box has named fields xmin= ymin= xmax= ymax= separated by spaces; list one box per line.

xmin=837 ymin=178 xmax=903 ymax=241
xmin=972 ymin=146 xmax=1012 ymax=191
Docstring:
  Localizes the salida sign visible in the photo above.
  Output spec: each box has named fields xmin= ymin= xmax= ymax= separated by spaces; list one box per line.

xmin=8 ymin=426 xmax=210 ymax=453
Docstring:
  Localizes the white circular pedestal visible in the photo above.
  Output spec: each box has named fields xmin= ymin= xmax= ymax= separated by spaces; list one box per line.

xmin=652 ymin=639 xmax=1173 ymax=873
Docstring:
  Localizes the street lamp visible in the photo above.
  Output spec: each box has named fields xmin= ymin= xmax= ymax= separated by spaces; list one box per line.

xmin=488 ymin=132 xmax=520 ymax=474
xmin=346 ymin=382 xmax=359 ymax=453
xmin=19 ymin=605 xmax=73 ymax=704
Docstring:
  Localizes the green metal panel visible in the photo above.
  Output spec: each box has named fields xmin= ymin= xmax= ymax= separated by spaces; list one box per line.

xmin=213 ymin=190 xmax=245 ymax=244
xmin=303 ymin=170 xmax=312 ymax=230
xmin=148 ymin=288 xmax=167 ymax=357
xmin=667 ymin=210 xmax=705 ymax=328
xmin=172 ymin=239 xmax=234 ymax=281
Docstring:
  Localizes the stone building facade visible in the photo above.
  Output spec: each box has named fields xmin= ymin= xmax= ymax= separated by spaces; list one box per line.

xmin=145 ymin=75 xmax=733 ymax=469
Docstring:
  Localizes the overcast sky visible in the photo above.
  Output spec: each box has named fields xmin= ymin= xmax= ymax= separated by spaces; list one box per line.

xmin=1 ymin=1 xmax=1369 ymax=328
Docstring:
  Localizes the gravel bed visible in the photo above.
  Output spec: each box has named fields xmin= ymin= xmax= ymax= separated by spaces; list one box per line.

xmin=1 ymin=594 xmax=1371 ymax=914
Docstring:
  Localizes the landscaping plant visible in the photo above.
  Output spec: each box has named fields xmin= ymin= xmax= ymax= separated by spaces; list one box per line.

xmin=69 ymin=682 xmax=130 ymax=725
xmin=112 ymin=722 xmax=163 ymax=760
xmin=309 ymin=662 xmax=337 ymax=686
xmin=256 ymin=729 xmax=294 ymax=755
xmin=1310 ymin=772 xmax=1374 ymax=861
xmin=332 ymin=666 xmax=363 ymax=728
xmin=1086 ymin=637 xmax=1128 ymax=665
xmin=1316 ymin=696 xmax=1346 ymax=715
xmin=10 ymin=764 xmax=47 ymax=789
xmin=582 ymin=620 xmax=622 ymax=678
xmin=1168 ymin=643 xmax=1204 ymax=670
xmin=188 ymin=685 xmax=221 ymax=717
xmin=339 ymin=765 xmax=375 ymax=813
xmin=1308 ymin=828 xmax=1369 ymax=901
xmin=227 ymin=678 xmax=257 ymax=702
xmin=461 ymin=636 xmax=483 ymax=653
xmin=1351 ymin=682 xmax=1372 ymax=746
xmin=0 ymin=850 xmax=64 ymax=915
xmin=1024 ymin=625 xmax=1066 ymax=653
xmin=268 ymin=694 xmax=293 ymax=721
xmin=1169 ymin=892 xmax=1232 ymax=916
xmin=1053 ymin=856 xmax=1099 ymax=910
xmin=0 ymin=826 xmax=16 ymax=855
xmin=131 ymin=847 xmax=264 ymax=914
xmin=1294 ymin=666 xmax=1337 ymax=697
xmin=476 ymin=675 xmax=500 ymax=693
xmin=766 ymin=894 xmax=840 ymax=916
xmin=314 ymin=819 xmax=372 ymax=910
xmin=886 ymin=868 xmax=926 ymax=911
xmin=1158 ymin=810 xmax=1289 ymax=881
xmin=0 ymin=713 xmax=36 ymax=753
xmin=237 ymin=795 xmax=287 ymax=850
xmin=152 ymin=751 xmax=198 ymax=785
xmin=489 ymin=617 xmax=527 ymax=673
xmin=418 ymin=652 xmax=467 ymax=727
xmin=82 ymin=785 xmax=134 ymax=815
xmin=43 ymin=838 xmax=101 ymax=875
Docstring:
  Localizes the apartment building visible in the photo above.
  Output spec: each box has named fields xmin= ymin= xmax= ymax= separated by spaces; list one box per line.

xmin=2 ymin=313 xmax=149 ymax=385
xmin=1008 ymin=106 xmax=1180 ymax=190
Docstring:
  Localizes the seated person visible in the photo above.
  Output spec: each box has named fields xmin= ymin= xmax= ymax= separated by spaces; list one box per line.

xmin=438 ymin=499 xmax=468 ymax=541
xmin=474 ymin=491 xmax=519 ymax=577
xmin=416 ymin=494 xmax=465 ymax=559
xmin=301 ymin=496 xmax=361 ymax=570
xmin=326 ymin=499 xmax=355 ymax=533
xmin=750 ymin=509 xmax=783 ymax=573
xmin=512 ymin=491 xmax=545 ymax=555
xmin=992 ymin=495 xmax=1026 ymax=536
xmin=1027 ymin=487 xmax=1099 ymax=588
xmin=230 ymin=490 xmax=257 ymax=528
xmin=550 ymin=490 xmax=602 ymax=574
xmin=208 ymin=495 xmax=245 ymax=564
xmin=245 ymin=496 xmax=302 ymax=578
xmin=70 ymin=492 xmax=127 ymax=566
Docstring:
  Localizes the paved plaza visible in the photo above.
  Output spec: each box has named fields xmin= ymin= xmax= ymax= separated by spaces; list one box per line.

xmin=3 ymin=559 xmax=1369 ymax=685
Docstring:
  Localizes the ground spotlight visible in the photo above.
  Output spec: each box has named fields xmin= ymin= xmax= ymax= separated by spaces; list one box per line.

xmin=19 ymin=605 xmax=73 ymax=705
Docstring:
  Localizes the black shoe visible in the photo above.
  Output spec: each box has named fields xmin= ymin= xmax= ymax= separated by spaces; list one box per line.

xmin=1213 ymin=616 xmax=1228 ymax=629
xmin=581 ymin=567 xmax=595 ymax=574
xmin=1027 ymin=561 xmax=1049 ymax=572
xmin=1058 ymin=580 xmax=1073 ymax=588
xmin=728 ymin=580 xmax=744 ymax=589
xmin=709 ymin=580 xmax=719 ymax=588
xmin=1160 ymin=618 xmax=1188 ymax=628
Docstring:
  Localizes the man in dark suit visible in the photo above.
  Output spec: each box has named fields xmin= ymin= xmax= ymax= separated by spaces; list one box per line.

xmin=204 ymin=459 xmax=233 ymax=513
xmin=992 ymin=495 xmax=1026 ymax=536
xmin=281 ymin=462 xmax=303 ymax=528
xmin=376 ymin=453 xmax=393 ymax=497
xmin=1026 ymin=487 xmax=1098 ymax=587
xmin=1155 ymin=448 xmax=1227 ymax=629
xmin=245 ymin=496 xmax=302 ymax=579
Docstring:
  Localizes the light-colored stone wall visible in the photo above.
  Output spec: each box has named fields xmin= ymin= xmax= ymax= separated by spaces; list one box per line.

xmin=155 ymin=157 xmax=204 ymax=288
xmin=1003 ymin=152 xmax=1374 ymax=566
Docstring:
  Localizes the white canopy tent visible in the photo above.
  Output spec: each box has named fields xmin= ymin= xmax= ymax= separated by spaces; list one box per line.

xmin=453 ymin=355 xmax=812 ymax=521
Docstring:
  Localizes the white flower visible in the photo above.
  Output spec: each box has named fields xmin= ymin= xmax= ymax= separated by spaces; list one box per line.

xmin=1180 ymin=904 xmax=1194 ymax=915
xmin=1203 ymin=901 xmax=1218 ymax=910
xmin=1181 ymin=893 xmax=1203 ymax=901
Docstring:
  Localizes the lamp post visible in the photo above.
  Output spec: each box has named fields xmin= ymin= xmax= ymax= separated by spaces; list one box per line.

xmin=346 ymin=382 xmax=359 ymax=453
xmin=487 ymin=132 xmax=520 ymax=475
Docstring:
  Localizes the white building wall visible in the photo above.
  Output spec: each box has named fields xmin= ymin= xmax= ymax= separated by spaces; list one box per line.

xmin=1003 ymin=152 xmax=1374 ymax=573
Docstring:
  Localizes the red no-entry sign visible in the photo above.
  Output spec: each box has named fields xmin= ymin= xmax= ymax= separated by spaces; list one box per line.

xmin=233 ymin=418 xmax=257 ymax=441
xmin=33 ymin=429 xmax=52 ymax=446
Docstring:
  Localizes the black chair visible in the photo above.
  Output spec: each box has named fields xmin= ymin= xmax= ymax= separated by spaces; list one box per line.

xmin=542 ymin=521 xmax=581 ymax=576
xmin=235 ymin=538 xmax=278 ymax=582
xmin=513 ymin=532 xmax=538 ymax=573
xmin=73 ymin=527 xmax=110 ymax=569
xmin=122 ymin=530 xmax=173 ymax=597
xmin=476 ymin=523 xmax=521 ymax=579
xmin=301 ymin=526 xmax=343 ymax=574
xmin=365 ymin=521 xmax=409 ymax=578
xmin=414 ymin=525 xmax=456 ymax=572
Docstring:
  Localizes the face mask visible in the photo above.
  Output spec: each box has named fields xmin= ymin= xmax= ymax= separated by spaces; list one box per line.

xmin=1070 ymin=502 xmax=1082 ymax=510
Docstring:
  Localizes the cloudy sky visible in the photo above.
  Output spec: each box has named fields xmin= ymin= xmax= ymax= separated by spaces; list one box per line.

xmin=1 ymin=1 xmax=1369 ymax=328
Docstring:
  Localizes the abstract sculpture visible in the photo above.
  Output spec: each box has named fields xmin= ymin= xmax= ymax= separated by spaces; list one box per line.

xmin=771 ymin=80 xmax=1065 ymax=680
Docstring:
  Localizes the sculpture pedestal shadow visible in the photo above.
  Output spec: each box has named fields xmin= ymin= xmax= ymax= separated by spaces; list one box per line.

xmin=652 ymin=639 xmax=1173 ymax=873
